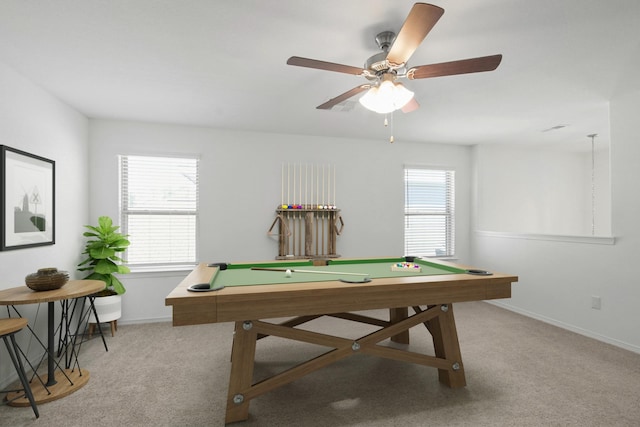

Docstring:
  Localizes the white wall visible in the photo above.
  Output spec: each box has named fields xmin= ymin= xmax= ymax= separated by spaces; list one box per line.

xmin=476 ymin=144 xmax=611 ymax=236
xmin=88 ymin=119 xmax=473 ymax=323
xmin=0 ymin=62 xmax=89 ymax=385
xmin=471 ymin=92 xmax=640 ymax=353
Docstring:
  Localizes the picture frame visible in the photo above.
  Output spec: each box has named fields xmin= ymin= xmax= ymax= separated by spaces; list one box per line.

xmin=0 ymin=145 xmax=55 ymax=250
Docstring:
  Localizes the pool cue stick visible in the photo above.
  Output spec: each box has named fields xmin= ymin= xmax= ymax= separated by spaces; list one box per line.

xmin=297 ymin=210 xmax=302 ymax=256
xmin=315 ymin=164 xmax=319 ymax=256
xmin=284 ymin=215 xmax=289 ymax=255
xmin=299 ymin=211 xmax=302 ymax=256
xmin=322 ymin=211 xmax=325 ymax=255
xmin=327 ymin=164 xmax=330 ymax=209
xmin=309 ymin=163 xmax=313 ymax=210
xmin=328 ymin=211 xmax=335 ymax=255
xmin=289 ymin=214 xmax=294 ymax=255
xmin=315 ymin=212 xmax=319 ymax=256
xmin=287 ymin=163 xmax=290 ymax=207
xmin=285 ymin=211 xmax=293 ymax=256
xmin=251 ymin=267 xmax=369 ymax=276
xmin=296 ymin=211 xmax=302 ymax=255
xmin=299 ymin=163 xmax=302 ymax=208
xmin=292 ymin=211 xmax=296 ymax=256
xmin=323 ymin=166 xmax=326 ymax=254
xmin=304 ymin=211 xmax=312 ymax=256
xmin=290 ymin=214 xmax=294 ymax=255
xmin=292 ymin=210 xmax=295 ymax=256
xmin=303 ymin=168 xmax=309 ymax=254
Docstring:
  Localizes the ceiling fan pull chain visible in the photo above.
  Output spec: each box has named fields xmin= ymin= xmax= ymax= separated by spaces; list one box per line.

xmin=382 ymin=113 xmax=395 ymax=143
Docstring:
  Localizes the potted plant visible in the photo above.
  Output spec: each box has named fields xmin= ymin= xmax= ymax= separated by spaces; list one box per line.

xmin=78 ymin=216 xmax=130 ymax=336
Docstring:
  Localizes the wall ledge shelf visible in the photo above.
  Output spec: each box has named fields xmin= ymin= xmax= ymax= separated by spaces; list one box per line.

xmin=475 ymin=230 xmax=616 ymax=245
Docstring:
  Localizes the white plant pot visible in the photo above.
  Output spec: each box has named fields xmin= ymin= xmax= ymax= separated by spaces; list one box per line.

xmin=89 ymin=294 xmax=122 ymax=324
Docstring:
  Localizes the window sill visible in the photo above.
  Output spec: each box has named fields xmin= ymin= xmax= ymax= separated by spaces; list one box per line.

xmin=128 ymin=264 xmax=196 ymax=276
xmin=475 ymin=230 xmax=615 ymax=245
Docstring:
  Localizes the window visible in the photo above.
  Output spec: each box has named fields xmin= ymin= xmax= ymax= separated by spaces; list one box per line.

xmin=404 ymin=167 xmax=455 ymax=257
xmin=120 ymin=155 xmax=199 ymax=268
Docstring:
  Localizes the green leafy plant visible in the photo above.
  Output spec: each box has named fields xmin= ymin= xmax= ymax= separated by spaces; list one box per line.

xmin=78 ymin=216 xmax=130 ymax=295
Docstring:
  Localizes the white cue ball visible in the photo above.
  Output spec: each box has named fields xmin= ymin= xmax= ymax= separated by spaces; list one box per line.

xmin=285 ymin=269 xmax=292 ymax=278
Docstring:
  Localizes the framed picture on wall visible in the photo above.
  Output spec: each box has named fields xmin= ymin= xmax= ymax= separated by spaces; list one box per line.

xmin=0 ymin=145 xmax=55 ymax=250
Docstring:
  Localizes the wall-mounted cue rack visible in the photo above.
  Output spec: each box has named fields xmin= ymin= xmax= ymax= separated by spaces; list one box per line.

xmin=268 ymin=206 xmax=344 ymax=259
xmin=268 ymin=163 xmax=344 ymax=259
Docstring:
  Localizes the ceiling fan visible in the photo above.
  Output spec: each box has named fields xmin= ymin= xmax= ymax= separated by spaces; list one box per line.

xmin=286 ymin=3 xmax=502 ymax=114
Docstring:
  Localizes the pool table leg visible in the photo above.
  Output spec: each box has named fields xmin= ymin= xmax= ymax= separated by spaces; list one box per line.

xmin=425 ymin=304 xmax=466 ymax=388
xmin=389 ymin=307 xmax=410 ymax=344
xmin=225 ymin=321 xmax=257 ymax=424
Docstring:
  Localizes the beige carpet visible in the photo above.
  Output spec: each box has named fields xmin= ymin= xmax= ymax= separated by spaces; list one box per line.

xmin=1 ymin=301 xmax=639 ymax=426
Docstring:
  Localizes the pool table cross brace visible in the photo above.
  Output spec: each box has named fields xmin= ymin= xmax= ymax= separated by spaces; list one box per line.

xmin=225 ymin=303 xmax=465 ymax=423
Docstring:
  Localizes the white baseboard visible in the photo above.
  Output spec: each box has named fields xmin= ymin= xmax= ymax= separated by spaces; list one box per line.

xmin=118 ymin=316 xmax=172 ymax=325
xmin=487 ymin=300 xmax=640 ymax=354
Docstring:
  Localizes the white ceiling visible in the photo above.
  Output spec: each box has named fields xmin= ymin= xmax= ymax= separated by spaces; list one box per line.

xmin=1 ymin=0 xmax=639 ymax=150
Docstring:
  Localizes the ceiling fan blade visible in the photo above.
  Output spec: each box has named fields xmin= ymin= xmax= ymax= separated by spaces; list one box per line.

xmin=386 ymin=3 xmax=444 ymax=67
xmin=316 ymin=85 xmax=371 ymax=110
xmin=287 ymin=56 xmax=365 ymax=76
xmin=407 ymin=54 xmax=502 ymax=79
xmin=401 ymin=97 xmax=420 ymax=113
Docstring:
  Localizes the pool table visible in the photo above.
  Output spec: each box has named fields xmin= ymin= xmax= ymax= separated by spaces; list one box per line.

xmin=165 ymin=257 xmax=517 ymax=424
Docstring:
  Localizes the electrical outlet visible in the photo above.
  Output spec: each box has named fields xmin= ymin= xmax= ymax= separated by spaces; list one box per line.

xmin=591 ymin=296 xmax=601 ymax=310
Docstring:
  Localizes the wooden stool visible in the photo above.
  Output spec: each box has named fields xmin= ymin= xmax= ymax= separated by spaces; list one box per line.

xmin=88 ymin=320 xmax=117 ymax=338
xmin=0 ymin=318 xmax=39 ymax=418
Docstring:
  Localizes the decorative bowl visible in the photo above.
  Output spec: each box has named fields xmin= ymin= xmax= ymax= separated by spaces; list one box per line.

xmin=25 ymin=268 xmax=69 ymax=291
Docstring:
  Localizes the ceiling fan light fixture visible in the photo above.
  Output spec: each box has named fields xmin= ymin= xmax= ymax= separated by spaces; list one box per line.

xmin=390 ymin=81 xmax=414 ymax=108
xmin=358 ymin=76 xmax=414 ymax=114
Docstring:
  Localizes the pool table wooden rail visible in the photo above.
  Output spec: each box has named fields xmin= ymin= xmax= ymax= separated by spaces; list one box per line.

xmin=165 ymin=261 xmax=517 ymax=326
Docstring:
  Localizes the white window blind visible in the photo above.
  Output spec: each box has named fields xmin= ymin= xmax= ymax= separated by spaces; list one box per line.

xmin=404 ymin=168 xmax=455 ymax=257
xmin=120 ymin=155 xmax=199 ymax=267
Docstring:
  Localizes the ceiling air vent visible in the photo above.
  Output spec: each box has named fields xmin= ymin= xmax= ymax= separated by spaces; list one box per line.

xmin=542 ymin=124 xmax=569 ymax=132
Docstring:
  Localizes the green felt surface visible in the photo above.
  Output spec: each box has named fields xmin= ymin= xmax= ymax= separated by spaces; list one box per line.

xmin=209 ymin=258 xmax=466 ymax=289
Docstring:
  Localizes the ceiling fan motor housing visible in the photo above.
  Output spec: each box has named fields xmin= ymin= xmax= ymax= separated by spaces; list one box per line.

xmin=375 ymin=31 xmax=396 ymax=51
xmin=364 ymin=31 xmax=399 ymax=79
xmin=365 ymin=52 xmax=389 ymax=73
